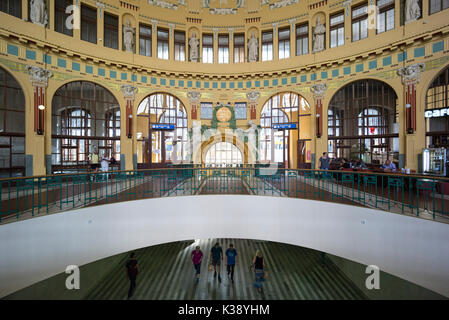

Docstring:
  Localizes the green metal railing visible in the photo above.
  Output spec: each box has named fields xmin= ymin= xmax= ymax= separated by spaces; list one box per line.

xmin=1 ymin=167 xmax=449 ymax=223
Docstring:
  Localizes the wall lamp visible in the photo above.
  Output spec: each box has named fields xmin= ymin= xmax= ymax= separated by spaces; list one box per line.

xmin=37 ymin=104 xmax=45 ymax=135
xmin=127 ymin=114 xmax=133 ymax=138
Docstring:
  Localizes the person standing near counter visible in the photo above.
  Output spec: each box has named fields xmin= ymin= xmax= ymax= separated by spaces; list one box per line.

xmin=319 ymin=152 xmax=330 ymax=170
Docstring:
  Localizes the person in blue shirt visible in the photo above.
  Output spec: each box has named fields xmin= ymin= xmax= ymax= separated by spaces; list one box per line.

xmin=225 ymin=244 xmax=238 ymax=283
xmin=381 ymin=159 xmax=397 ymax=172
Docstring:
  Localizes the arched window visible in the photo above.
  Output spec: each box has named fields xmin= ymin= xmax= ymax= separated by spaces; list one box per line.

xmin=204 ymin=142 xmax=243 ymax=167
xmin=259 ymin=92 xmax=310 ymax=167
xmin=328 ymin=80 xmax=397 ymax=165
xmin=136 ymin=93 xmax=188 ymax=167
xmin=426 ymin=65 xmax=449 ymax=149
xmin=51 ymin=81 xmax=120 ymax=172
xmin=0 ymin=66 xmax=25 ymax=177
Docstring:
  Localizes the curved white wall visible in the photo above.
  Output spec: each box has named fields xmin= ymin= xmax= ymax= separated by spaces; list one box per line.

xmin=1 ymin=195 xmax=449 ymax=298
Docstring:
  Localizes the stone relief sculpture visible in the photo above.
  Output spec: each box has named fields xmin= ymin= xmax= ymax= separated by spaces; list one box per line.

xmin=312 ymin=17 xmax=325 ymax=53
xmin=202 ymin=0 xmax=210 ymax=8
xmin=237 ymin=0 xmax=245 ymax=8
xmin=210 ymin=8 xmax=238 ymax=14
xmin=189 ymin=33 xmax=200 ymax=62
xmin=397 ymin=63 xmax=425 ymax=84
xmin=248 ymin=32 xmax=259 ymax=62
xmin=405 ymin=0 xmax=421 ymax=23
xmin=148 ymin=0 xmax=178 ymax=10
xmin=123 ymin=19 xmax=135 ymax=53
xmin=25 ymin=65 xmax=53 ymax=85
xmin=30 ymin=0 xmax=48 ymax=27
xmin=269 ymin=0 xmax=299 ymax=10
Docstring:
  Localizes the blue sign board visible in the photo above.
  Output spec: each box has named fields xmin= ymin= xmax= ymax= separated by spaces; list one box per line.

xmin=273 ymin=123 xmax=297 ymax=130
xmin=151 ymin=124 xmax=175 ymax=130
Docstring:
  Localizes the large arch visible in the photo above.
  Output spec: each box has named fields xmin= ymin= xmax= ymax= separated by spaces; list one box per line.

xmin=0 ymin=65 xmax=26 ymax=178
xmin=136 ymin=92 xmax=188 ymax=168
xmin=51 ymin=81 xmax=121 ymax=173
xmin=423 ymin=64 xmax=449 ymax=170
xmin=259 ymin=91 xmax=312 ymax=168
xmin=327 ymin=79 xmax=398 ymax=166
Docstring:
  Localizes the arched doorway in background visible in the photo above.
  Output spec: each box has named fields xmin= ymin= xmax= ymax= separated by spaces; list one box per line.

xmin=328 ymin=79 xmax=398 ymax=166
xmin=0 ymin=66 xmax=26 ymax=178
xmin=51 ymin=81 xmax=120 ymax=173
xmin=259 ymin=92 xmax=311 ymax=168
xmin=204 ymin=141 xmax=243 ymax=167
xmin=136 ymin=93 xmax=188 ymax=168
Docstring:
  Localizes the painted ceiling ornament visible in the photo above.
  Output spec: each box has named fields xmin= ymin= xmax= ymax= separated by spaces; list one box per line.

xmin=397 ymin=63 xmax=425 ymax=84
xmin=269 ymin=0 xmax=299 ymax=10
xmin=25 ymin=65 xmax=53 ymax=86
xmin=405 ymin=0 xmax=421 ymax=23
xmin=310 ymin=83 xmax=328 ymax=98
xmin=187 ymin=91 xmax=202 ymax=104
xmin=121 ymin=84 xmax=138 ymax=99
xmin=29 ymin=0 xmax=48 ymax=27
xmin=246 ymin=91 xmax=260 ymax=103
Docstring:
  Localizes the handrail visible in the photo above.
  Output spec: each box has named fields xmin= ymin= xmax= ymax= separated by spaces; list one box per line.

xmin=1 ymin=166 xmax=448 ymax=224
xmin=1 ymin=166 xmax=449 ymax=182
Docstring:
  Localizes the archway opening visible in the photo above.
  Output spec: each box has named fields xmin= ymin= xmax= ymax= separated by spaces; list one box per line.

xmin=136 ymin=93 xmax=188 ymax=168
xmin=259 ymin=92 xmax=311 ymax=168
xmin=51 ymin=81 xmax=120 ymax=173
xmin=0 ymin=66 xmax=25 ymax=178
xmin=328 ymin=79 xmax=398 ymax=167
xmin=204 ymin=141 xmax=243 ymax=167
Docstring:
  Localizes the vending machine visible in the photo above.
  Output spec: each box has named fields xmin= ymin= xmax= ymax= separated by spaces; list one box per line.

xmin=422 ymin=148 xmax=447 ymax=176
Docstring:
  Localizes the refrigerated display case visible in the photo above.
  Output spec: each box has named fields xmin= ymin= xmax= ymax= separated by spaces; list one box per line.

xmin=422 ymin=148 xmax=447 ymax=176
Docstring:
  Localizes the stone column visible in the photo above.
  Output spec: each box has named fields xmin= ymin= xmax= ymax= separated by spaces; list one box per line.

xmin=121 ymin=85 xmax=138 ymax=170
xmin=310 ymin=83 xmax=328 ymax=138
xmin=246 ymin=91 xmax=260 ymax=120
xmin=187 ymin=91 xmax=201 ymax=120
xmin=25 ymin=65 xmax=53 ymax=175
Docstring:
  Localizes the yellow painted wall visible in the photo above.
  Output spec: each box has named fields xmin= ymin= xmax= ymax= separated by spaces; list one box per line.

xmin=0 ymin=0 xmax=448 ymax=174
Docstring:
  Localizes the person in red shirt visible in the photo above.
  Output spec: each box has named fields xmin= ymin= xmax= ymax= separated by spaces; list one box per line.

xmin=191 ymin=246 xmax=203 ymax=281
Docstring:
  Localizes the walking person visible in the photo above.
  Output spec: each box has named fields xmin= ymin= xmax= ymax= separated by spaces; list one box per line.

xmin=210 ymin=242 xmax=223 ymax=283
xmin=191 ymin=246 xmax=203 ymax=282
xmin=225 ymin=243 xmax=238 ymax=283
xmin=125 ymin=252 xmax=139 ymax=299
xmin=251 ymin=250 xmax=266 ymax=293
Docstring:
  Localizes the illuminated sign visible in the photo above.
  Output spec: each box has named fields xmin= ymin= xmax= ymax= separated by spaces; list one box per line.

xmin=425 ymin=108 xmax=449 ymax=118
xmin=151 ymin=124 xmax=175 ymax=130
xmin=273 ymin=123 xmax=297 ymax=130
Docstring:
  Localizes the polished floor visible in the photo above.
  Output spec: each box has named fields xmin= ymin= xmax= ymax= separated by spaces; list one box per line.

xmin=85 ymin=239 xmax=367 ymax=300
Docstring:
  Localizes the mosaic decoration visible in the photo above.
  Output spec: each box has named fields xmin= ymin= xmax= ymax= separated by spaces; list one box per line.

xmin=269 ymin=0 xmax=299 ymax=10
xmin=147 ymin=0 xmax=178 ymax=10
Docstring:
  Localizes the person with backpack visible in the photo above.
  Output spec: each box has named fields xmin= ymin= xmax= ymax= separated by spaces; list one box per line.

xmin=191 ymin=246 xmax=203 ymax=282
xmin=125 ymin=252 xmax=139 ymax=299
xmin=225 ymin=243 xmax=238 ymax=283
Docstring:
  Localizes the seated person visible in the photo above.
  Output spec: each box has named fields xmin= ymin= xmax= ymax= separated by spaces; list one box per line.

xmin=381 ymin=159 xmax=396 ymax=172
xmin=100 ymin=156 xmax=110 ymax=172
xmin=109 ymin=156 xmax=117 ymax=165
xmin=339 ymin=159 xmax=351 ymax=170
xmin=355 ymin=160 xmax=367 ymax=169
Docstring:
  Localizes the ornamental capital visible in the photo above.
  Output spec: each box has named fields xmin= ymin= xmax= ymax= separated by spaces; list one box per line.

xmin=25 ymin=65 xmax=52 ymax=87
xmin=187 ymin=91 xmax=202 ymax=104
xmin=246 ymin=91 xmax=260 ymax=103
xmin=121 ymin=84 xmax=138 ymax=99
xmin=310 ymin=83 xmax=328 ymax=99
xmin=397 ymin=63 xmax=425 ymax=85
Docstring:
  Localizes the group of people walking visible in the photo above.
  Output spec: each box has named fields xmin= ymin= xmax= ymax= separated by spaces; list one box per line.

xmin=191 ymin=242 xmax=267 ymax=293
xmin=124 ymin=242 xmax=268 ymax=299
